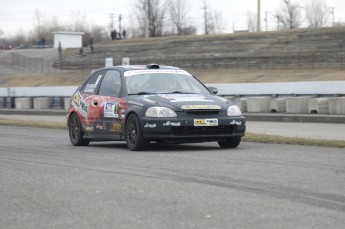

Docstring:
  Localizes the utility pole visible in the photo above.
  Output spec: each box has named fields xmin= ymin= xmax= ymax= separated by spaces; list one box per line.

xmin=119 ymin=14 xmax=122 ymax=36
xmin=277 ymin=16 xmax=280 ymax=30
xmin=265 ymin=11 xmax=268 ymax=31
xmin=202 ymin=3 xmax=209 ymax=35
xmin=331 ymin=7 xmax=335 ymax=27
xmin=144 ymin=0 xmax=149 ymax=38
xmin=257 ymin=0 xmax=261 ymax=32
xmin=109 ymin=13 xmax=115 ymax=30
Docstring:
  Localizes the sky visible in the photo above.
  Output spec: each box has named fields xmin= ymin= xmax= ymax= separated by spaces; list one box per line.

xmin=1 ymin=0 xmax=345 ymax=37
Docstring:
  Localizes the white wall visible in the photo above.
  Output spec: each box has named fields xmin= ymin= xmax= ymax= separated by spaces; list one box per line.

xmin=1 ymin=81 xmax=344 ymax=97
xmin=53 ymin=32 xmax=84 ymax=49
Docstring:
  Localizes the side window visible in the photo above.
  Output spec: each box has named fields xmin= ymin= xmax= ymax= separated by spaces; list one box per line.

xmin=99 ymin=70 xmax=121 ymax=97
xmin=80 ymin=70 xmax=105 ymax=94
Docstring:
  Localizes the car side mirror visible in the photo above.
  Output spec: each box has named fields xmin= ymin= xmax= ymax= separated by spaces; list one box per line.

xmin=208 ymin=87 xmax=218 ymax=95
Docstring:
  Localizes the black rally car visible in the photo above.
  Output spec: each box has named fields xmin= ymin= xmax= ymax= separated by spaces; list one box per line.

xmin=67 ymin=64 xmax=246 ymax=150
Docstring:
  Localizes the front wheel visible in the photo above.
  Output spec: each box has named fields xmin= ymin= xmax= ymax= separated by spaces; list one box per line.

xmin=218 ymin=137 xmax=241 ymax=148
xmin=126 ymin=114 xmax=149 ymax=151
xmin=68 ymin=113 xmax=90 ymax=146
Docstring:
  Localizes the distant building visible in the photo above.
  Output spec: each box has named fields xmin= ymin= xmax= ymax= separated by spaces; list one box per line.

xmin=52 ymin=32 xmax=85 ymax=49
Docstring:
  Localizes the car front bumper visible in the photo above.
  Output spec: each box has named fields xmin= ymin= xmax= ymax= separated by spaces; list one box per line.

xmin=140 ymin=116 xmax=246 ymax=143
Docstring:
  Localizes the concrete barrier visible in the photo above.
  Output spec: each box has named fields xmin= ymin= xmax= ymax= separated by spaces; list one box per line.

xmin=2 ymin=97 xmax=14 ymax=108
xmin=33 ymin=97 xmax=51 ymax=110
xmin=247 ymin=97 xmax=271 ymax=113
xmin=15 ymin=97 xmax=32 ymax=109
xmin=234 ymin=98 xmax=248 ymax=112
xmin=270 ymin=98 xmax=286 ymax=113
xmin=308 ymin=98 xmax=329 ymax=114
xmin=329 ymin=97 xmax=345 ymax=114
xmin=51 ymin=97 xmax=63 ymax=109
xmin=0 ymin=97 xmax=5 ymax=108
xmin=64 ymin=97 xmax=71 ymax=110
xmin=286 ymin=97 xmax=310 ymax=113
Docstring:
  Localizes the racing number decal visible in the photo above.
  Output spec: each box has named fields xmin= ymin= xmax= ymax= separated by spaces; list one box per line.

xmin=71 ymin=92 xmax=88 ymax=117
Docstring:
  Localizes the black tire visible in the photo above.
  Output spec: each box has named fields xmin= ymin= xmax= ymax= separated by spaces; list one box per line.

xmin=126 ymin=114 xmax=149 ymax=151
xmin=218 ymin=137 xmax=241 ymax=148
xmin=68 ymin=113 xmax=90 ymax=146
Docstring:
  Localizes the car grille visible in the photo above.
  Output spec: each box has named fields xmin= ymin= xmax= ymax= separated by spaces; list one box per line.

xmin=185 ymin=110 xmax=220 ymax=116
xmin=172 ymin=125 xmax=234 ymax=136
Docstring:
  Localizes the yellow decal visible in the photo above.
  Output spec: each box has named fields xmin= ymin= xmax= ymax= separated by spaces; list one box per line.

xmin=181 ymin=105 xmax=221 ymax=110
xmin=194 ymin=119 xmax=218 ymax=126
xmin=110 ymin=123 xmax=122 ymax=132
xmin=194 ymin=119 xmax=206 ymax=125
xmin=72 ymin=92 xmax=81 ymax=105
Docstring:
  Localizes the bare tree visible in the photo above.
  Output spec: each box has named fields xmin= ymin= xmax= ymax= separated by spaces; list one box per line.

xmin=274 ymin=0 xmax=302 ymax=29
xmin=201 ymin=0 xmax=223 ymax=35
xmin=169 ymin=0 xmax=189 ymax=35
xmin=201 ymin=0 xmax=210 ymax=35
xmin=135 ymin=0 xmax=170 ymax=37
xmin=210 ymin=9 xmax=223 ymax=34
xmin=67 ymin=11 xmax=89 ymax=32
xmin=90 ymin=25 xmax=108 ymax=43
xmin=304 ymin=0 xmax=329 ymax=28
xmin=247 ymin=11 xmax=257 ymax=32
xmin=34 ymin=9 xmax=45 ymax=38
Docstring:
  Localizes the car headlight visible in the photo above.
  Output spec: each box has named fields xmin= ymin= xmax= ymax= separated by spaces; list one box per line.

xmin=145 ymin=107 xmax=177 ymax=117
xmin=227 ymin=105 xmax=242 ymax=116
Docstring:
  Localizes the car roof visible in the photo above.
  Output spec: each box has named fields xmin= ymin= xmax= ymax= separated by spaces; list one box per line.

xmin=93 ymin=64 xmax=182 ymax=73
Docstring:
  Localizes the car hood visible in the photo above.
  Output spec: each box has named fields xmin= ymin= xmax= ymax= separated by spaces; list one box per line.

xmin=130 ymin=93 xmax=232 ymax=110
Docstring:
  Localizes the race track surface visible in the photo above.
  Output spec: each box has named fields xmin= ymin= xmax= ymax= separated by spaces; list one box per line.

xmin=1 ymin=126 xmax=344 ymax=229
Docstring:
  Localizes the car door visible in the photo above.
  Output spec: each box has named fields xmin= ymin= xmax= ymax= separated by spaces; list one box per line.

xmin=87 ymin=69 xmax=126 ymax=137
xmin=75 ymin=70 xmax=106 ymax=133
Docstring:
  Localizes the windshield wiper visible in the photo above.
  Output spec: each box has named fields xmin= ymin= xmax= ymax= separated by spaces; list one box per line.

xmin=170 ymin=91 xmax=198 ymax=94
xmin=128 ymin=92 xmax=156 ymax=95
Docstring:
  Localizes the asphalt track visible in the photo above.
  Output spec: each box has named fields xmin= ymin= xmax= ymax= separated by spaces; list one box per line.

xmin=0 ymin=126 xmax=344 ymax=229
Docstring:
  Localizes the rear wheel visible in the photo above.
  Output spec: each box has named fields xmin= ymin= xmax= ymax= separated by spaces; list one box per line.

xmin=68 ymin=113 xmax=90 ymax=146
xmin=126 ymin=114 xmax=149 ymax=151
xmin=218 ymin=137 xmax=241 ymax=148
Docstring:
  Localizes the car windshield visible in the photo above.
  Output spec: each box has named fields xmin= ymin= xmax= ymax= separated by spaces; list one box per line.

xmin=124 ymin=70 xmax=211 ymax=95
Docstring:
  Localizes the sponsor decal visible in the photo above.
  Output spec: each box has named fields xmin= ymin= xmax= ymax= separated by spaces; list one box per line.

xmin=230 ymin=120 xmax=242 ymax=125
xmin=82 ymin=122 xmax=93 ymax=132
xmin=194 ymin=119 xmax=218 ymax=126
xmin=182 ymin=105 xmax=221 ymax=110
xmin=120 ymin=109 xmax=126 ymax=118
xmin=79 ymin=99 xmax=88 ymax=117
xmin=144 ymin=123 xmax=157 ymax=128
xmin=124 ymin=70 xmax=192 ymax=77
xmin=95 ymin=75 xmax=102 ymax=85
xmin=72 ymin=92 xmax=88 ymax=117
xmin=104 ymin=102 xmax=120 ymax=118
xmin=95 ymin=122 xmax=107 ymax=130
xmin=84 ymin=84 xmax=97 ymax=93
xmin=110 ymin=123 xmax=122 ymax=132
xmin=159 ymin=94 xmax=214 ymax=103
xmin=163 ymin=121 xmax=181 ymax=127
xmin=84 ymin=74 xmax=101 ymax=94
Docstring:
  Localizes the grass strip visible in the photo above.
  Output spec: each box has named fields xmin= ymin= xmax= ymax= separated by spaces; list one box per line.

xmin=243 ymin=133 xmax=345 ymax=148
xmin=1 ymin=119 xmax=344 ymax=148
xmin=0 ymin=119 xmax=66 ymax=129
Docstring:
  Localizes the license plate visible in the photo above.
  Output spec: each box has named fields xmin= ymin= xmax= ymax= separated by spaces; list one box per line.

xmin=194 ymin=119 xmax=218 ymax=126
